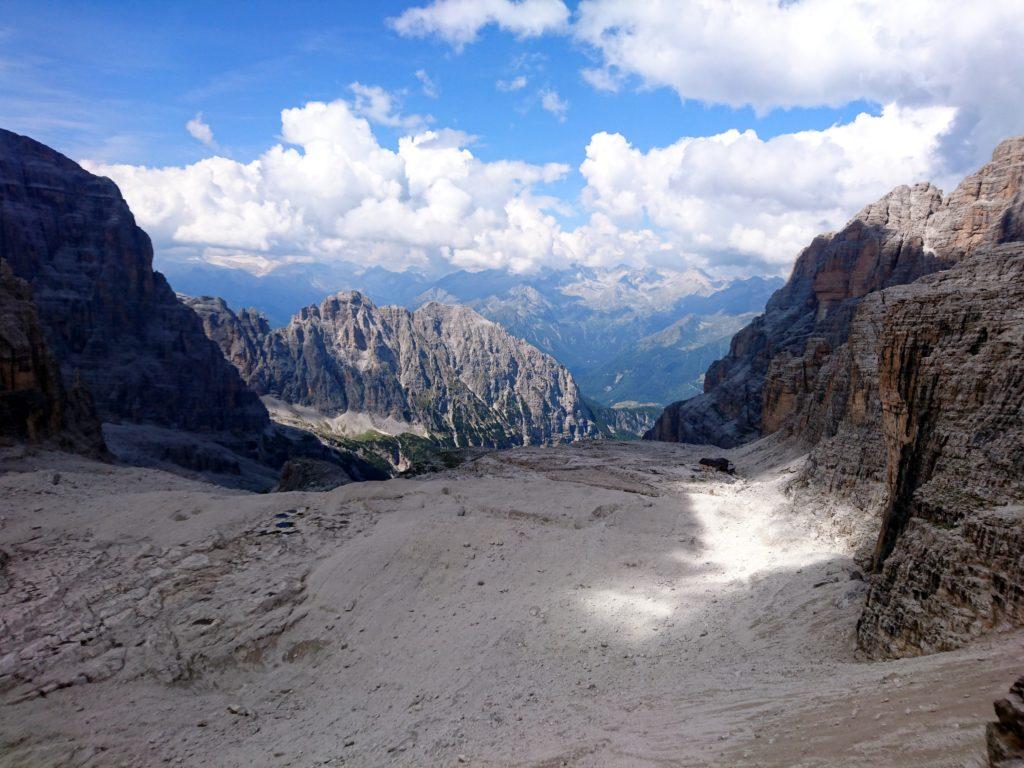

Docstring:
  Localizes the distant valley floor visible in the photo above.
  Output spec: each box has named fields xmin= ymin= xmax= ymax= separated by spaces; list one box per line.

xmin=1 ymin=441 xmax=1019 ymax=767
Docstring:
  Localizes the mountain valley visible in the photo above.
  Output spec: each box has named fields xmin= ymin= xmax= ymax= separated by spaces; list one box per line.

xmin=1 ymin=125 xmax=1021 ymax=768
xmin=165 ymin=261 xmax=782 ymax=409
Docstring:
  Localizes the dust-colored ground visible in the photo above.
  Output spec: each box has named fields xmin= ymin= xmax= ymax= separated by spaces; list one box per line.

xmin=0 ymin=440 xmax=1019 ymax=767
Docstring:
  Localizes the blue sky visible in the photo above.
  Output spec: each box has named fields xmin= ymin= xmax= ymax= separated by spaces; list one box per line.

xmin=2 ymin=1 xmax=1020 ymax=280
xmin=2 ymin=0 xmax=878 ymax=171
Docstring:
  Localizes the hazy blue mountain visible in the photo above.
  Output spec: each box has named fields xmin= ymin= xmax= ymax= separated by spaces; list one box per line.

xmin=160 ymin=261 xmax=434 ymax=327
xmin=407 ymin=267 xmax=783 ymax=405
xmin=159 ymin=258 xmax=782 ymax=406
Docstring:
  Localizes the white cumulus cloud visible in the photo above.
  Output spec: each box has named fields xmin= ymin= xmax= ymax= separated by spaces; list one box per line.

xmin=572 ymin=0 xmax=1024 ymax=171
xmin=349 ymin=82 xmax=430 ymax=131
xmin=185 ymin=113 xmax=216 ymax=148
xmin=86 ymin=98 xmax=571 ymax=275
xmin=85 ymin=97 xmax=962 ymax=280
xmin=578 ymin=103 xmax=956 ymax=273
xmin=539 ymin=89 xmax=568 ymax=122
xmin=390 ymin=0 xmax=570 ymax=49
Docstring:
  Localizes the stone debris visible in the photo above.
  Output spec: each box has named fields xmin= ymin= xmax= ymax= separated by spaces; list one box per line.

xmin=698 ymin=457 xmax=734 ymax=474
xmin=988 ymin=677 xmax=1024 ymax=767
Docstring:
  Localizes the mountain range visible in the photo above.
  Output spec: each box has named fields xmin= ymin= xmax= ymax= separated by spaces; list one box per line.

xmin=164 ymin=260 xmax=782 ymax=408
xmin=1 ymin=124 xmax=1020 ymax=662
xmin=0 ymin=128 xmax=383 ymax=488
xmin=184 ymin=291 xmax=601 ymax=453
xmin=1 ymin=126 xmax=1022 ymax=767
xmin=0 ymin=125 xmax=664 ymax=486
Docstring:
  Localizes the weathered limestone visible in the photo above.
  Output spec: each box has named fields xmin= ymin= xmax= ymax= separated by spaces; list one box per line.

xmin=0 ymin=128 xmax=267 ymax=434
xmin=188 ymin=291 xmax=599 ymax=448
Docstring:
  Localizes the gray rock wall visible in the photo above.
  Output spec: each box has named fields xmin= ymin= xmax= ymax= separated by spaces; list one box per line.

xmin=187 ymin=291 xmax=599 ymax=449
xmin=0 ymin=129 xmax=267 ymax=434
xmin=647 ymin=137 xmax=1024 ymax=448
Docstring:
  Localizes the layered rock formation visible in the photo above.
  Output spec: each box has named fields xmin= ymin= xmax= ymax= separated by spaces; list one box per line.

xmin=0 ymin=259 xmax=102 ymax=451
xmin=0 ymin=129 xmax=267 ymax=434
xmin=847 ymin=243 xmax=1024 ymax=657
xmin=187 ymin=291 xmax=599 ymax=448
xmin=787 ymin=145 xmax=1024 ymax=658
xmin=648 ymin=137 xmax=1024 ymax=660
xmin=647 ymin=137 xmax=1024 ymax=447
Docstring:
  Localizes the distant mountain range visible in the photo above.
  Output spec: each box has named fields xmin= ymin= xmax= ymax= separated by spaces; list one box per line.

xmin=184 ymin=290 xmax=659 ymax=472
xmin=163 ymin=261 xmax=782 ymax=407
xmin=185 ymin=291 xmax=601 ymax=452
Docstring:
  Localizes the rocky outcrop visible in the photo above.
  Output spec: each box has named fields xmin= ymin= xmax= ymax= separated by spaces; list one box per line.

xmin=0 ymin=129 xmax=267 ymax=434
xmin=771 ymin=161 xmax=1024 ymax=658
xmin=846 ymin=243 xmax=1024 ymax=657
xmin=988 ymin=677 xmax=1024 ymax=767
xmin=187 ymin=291 xmax=599 ymax=449
xmin=787 ymin=151 xmax=1024 ymax=658
xmin=274 ymin=457 xmax=356 ymax=492
xmin=648 ymin=137 xmax=1024 ymax=660
xmin=782 ymin=149 xmax=1024 ymax=658
xmin=0 ymin=259 xmax=65 ymax=442
xmin=180 ymin=295 xmax=271 ymax=383
xmin=0 ymin=259 xmax=103 ymax=452
xmin=647 ymin=137 xmax=1024 ymax=447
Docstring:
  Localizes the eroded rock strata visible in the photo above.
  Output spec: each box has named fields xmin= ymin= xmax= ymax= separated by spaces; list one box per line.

xmin=647 ymin=137 xmax=1024 ymax=448
xmin=851 ymin=244 xmax=1024 ymax=657
xmin=0 ymin=258 xmax=103 ymax=451
xmin=187 ymin=291 xmax=599 ymax=448
xmin=0 ymin=128 xmax=267 ymax=434
xmin=650 ymin=137 xmax=1024 ymax=659
xmin=791 ymin=156 xmax=1024 ymax=658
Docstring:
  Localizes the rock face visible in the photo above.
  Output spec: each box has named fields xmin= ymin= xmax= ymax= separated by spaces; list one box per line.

xmin=180 ymin=295 xmax=271 ymax=384
xmin=786 ymin=145 xmax=1024 ymax=658
xmin=274 ymin=457 xmax=356 ymax=493
xmin=0 ymin=129 xmax=267 ymax=434
xmin=988 ymin=677 xmax=1024 ymax=768
xmin=187 ymin=291 xmax=599 ymax=448
xmin=647 ymin=137 xmax=1024 ymax=447
xmin=648 ymin=137 xmax=1024 ymax=660
xmin=0 ymin=259 xmax=103 ymax=451
xmin=846 ymin=243 xmax=1024 ymax=657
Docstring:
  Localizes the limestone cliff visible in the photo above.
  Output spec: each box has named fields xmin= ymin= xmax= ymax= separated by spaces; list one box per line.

xmin=845 ymin=244 xmax=1024 ymax=657
xmin=0 ymin=128 xmax=267 ymax=434
xmin=0 ymin=259 xmax=102 ymax=452
xmin=187 ymin=291 xmax=599 ymax=449
xmin=648 ymin=137 xmax=1024 ymax=659
xmin=784 ymin=144 xmax=1023 ymax=658
xmin=647 ymin=137 xmax=1024 ymax=447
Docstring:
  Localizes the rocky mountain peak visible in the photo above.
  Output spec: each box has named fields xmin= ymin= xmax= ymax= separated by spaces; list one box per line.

xmin=415 ymin=300 xmax=498 ymax=333
xmin=925 ymin=134 xmax=1024 ymax=259
xmin=0 ymin=128 xmax=268 ymax=435
xmin=647 ymin=135 xmax=1024 ymax=447
xmin=300 ymin=290 xmax=373 ymax=321
xmin=323 ymin=289 xmax=375 ymax=310
xmin=188 ymin=293 xmax=599 ymax=449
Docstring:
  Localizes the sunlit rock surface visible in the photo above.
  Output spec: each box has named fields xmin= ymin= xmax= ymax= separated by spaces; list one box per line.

xmin=186 ymin=291 xmax=600 ymax=448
